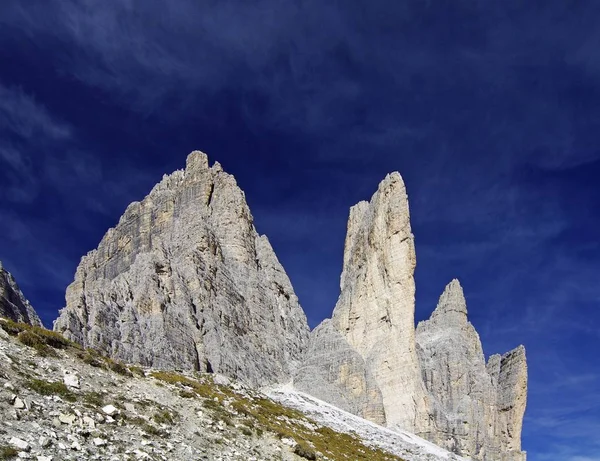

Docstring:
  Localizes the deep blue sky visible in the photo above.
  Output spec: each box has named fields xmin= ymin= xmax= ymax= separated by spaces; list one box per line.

xmin=0 ymin=1 xmax=598 ymax=459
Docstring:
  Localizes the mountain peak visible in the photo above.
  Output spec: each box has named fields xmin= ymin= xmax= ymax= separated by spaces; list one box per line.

xmin=431 ymin=278 xmax=468 ymax=318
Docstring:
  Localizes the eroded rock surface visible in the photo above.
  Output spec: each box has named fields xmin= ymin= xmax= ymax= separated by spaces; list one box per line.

xmin=54 ymin=151 xmax=309 ymax=387
xmin=296 ymin=174 xmax=528 ymax=461
xmin=303 ymin=173 xmax=430 ymax=431
xmin=416 ymin=280 xmax=527 ymax=460
xmin=293 ymin=319 xmax=386 ymax=425
xmin=0 ymin=260 xmax=41 ymax=326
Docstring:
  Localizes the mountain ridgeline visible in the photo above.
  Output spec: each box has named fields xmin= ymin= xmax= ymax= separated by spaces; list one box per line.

xmin=0 ymin=261 xmax=41 ymax=327
xmin=46 ymin=151 xmax=526 ymax=460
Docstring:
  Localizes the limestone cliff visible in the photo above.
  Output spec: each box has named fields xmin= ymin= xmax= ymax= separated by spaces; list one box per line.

xmin=295 ymin=173 xmax=528 ymax=461
xmin=486 ymin=346 xmax=528 ymax=461
xmin=416 ymin=280 xmax=527 ymax=460
xmin=293 ymin=319 xmax=386 ymax=424
xmin=297 ymin=173 xmax=430 ymax=431
xmin=0 ymin=261 xmax=41 ymax=326
xmin=54 ymin=151 xmax=310 ymax=387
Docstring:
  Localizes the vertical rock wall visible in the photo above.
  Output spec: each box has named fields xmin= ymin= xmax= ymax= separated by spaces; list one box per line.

xmin=330 ymin=173 xmax=430 ymax=431
xmin=296 ymin=173 xmax=528 ymax=461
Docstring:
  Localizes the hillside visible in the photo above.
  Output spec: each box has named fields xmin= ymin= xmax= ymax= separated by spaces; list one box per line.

xmin=0 ymin=318 xmax=462 ymax=461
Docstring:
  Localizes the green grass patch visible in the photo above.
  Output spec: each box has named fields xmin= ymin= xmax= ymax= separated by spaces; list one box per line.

xmin=1 ymin=318 xmax=79 ymax=355
xmin=17 ymin=330 xmax=57 ymax=357
xmin=83 ymin=391 xmax=105 ymax=407
xmin=129 ymin=365 xmax=145 ymax=377
xmin=27 ymin=379 xmax=77 ymax=402
xmin=77 ymin=349 xmax=103 ymax=367
xmin=104 ymin=357 xmax=131 ymax=376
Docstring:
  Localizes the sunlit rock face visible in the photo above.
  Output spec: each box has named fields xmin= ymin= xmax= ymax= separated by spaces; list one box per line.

xmin=416 ymin=280 xmax=527 ymax=460
xmin=330 ymin=172 xmax=431 ymax=432
xmin=296 ymin=174 xmax=528 ymax=461
xmin=0 ymin=261 xmax=42 ymax=326
xmin=295 ymin=173 xmax=430 ymax=432
xmin=54 ymin=151 xmax=310 ymax=387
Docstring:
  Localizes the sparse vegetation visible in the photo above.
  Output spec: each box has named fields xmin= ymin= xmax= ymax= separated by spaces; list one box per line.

xmin=27 ymin=378 xmax=77 ymax=402
xmin=104 ymin=357 xmax=131 ymax=376
xmin=83 ymin=391 xmax=105 ymax=407
xmin=78 ymin=348 xmax=103 ymax=367
xmin=0 ymin=325 xmax=405 ymax=460
xmin=1 ymin=319 xmax=79 ymax=357
xmin=129 ymin=365 xmax=144 ymax=377
xmin=0 ymin=445 xmax=18 ymax=460
xmin=153 ymin=409 xmax=175 ymax=426
xmin=17 ymin=330 xmax=56 ymax=357
xmin=148 ymin=370 xmax=403 ymax=460
xmin=294 ymin=443 xmax=317 ymax=460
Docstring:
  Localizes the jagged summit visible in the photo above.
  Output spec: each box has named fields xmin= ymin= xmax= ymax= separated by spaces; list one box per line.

xmin=186 ymin=150 xmax=210 ymax=171
xmin=330 ymin=169 xmax=429 ymax=432
xmin=54 ymin=151 xmax=310 ymax=387
xmin=0 ymin=260 xmax=42 ymax=326
xmin=430 ymin=279 xmax=468 ymax=320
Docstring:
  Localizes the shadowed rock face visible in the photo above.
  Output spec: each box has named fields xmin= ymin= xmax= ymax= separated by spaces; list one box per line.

xmin=0 ymin=261 xmax=42 ymax=326
xmin=416 ymin=280 xmax=528 ymax=460
xmin=330 ymin=173 xmax=430 ymax=432
xmin=54 ymin=151 xmax=310 ymax=387
xmin=293 ymin=319 xmax=386 ymax=425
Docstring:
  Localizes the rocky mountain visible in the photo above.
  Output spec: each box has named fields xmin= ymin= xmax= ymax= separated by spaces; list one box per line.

xmin=295 ymin=173 xmax=527 ymax=460
xmin=54 ymin=152 xmax=310 ymax=387
xmin=296 ymin=173 xmax=430 ymax=432
xmin=416 ymin=280 xmax=527 ymax=460
xmin=49 ymin=150 xmax=527 ymax=460
xmin=0 ymin=317 xmax=465 ymax=461
xmin=0 ymin=261 xmax=41 ymax=327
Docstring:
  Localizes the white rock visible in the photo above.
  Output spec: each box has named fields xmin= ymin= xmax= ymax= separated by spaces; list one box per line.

xmin=93 ymin=438 xmax=107 ymax=446
xmin=83 ymin=416 xmax=96 ymax=429
xmin=58 ymin=413 xmax=77 ymax=425
xmin=102 ymin=404 xmax=118 ymax=416
xmin=9 ymin=437 xmax=30 ymax=450
xmin=0 ymin=263 xmax=42 ymax=325
xmin=36 ymin=456 xmax=53 ymax=461
xmin=13 ymin=396 xmax=25 ymax=409
xmin=54 ymin=151 xmax=309 ymax=387
xmin=63 ymin=372 xmax=80 ymax=389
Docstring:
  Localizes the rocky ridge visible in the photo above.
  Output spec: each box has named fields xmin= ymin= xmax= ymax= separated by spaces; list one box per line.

xmin=296 ymin=174 xmax=528 ymax=460
xmin=0 ymin=317 xmax=465 ymax=461
xmin=54 ymin=152 xmax=309 ymax=387
xmin=0 ymin=262 xmax=41 ymax=327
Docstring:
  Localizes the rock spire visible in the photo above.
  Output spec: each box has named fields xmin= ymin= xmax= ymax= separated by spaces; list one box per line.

xmin=295 ymin=174 xmax=528 ymax=461
xmin=54 ymin=151 xmax=310 ymax=387
xmin=416 ymin=280 xmax=527 ymax=459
